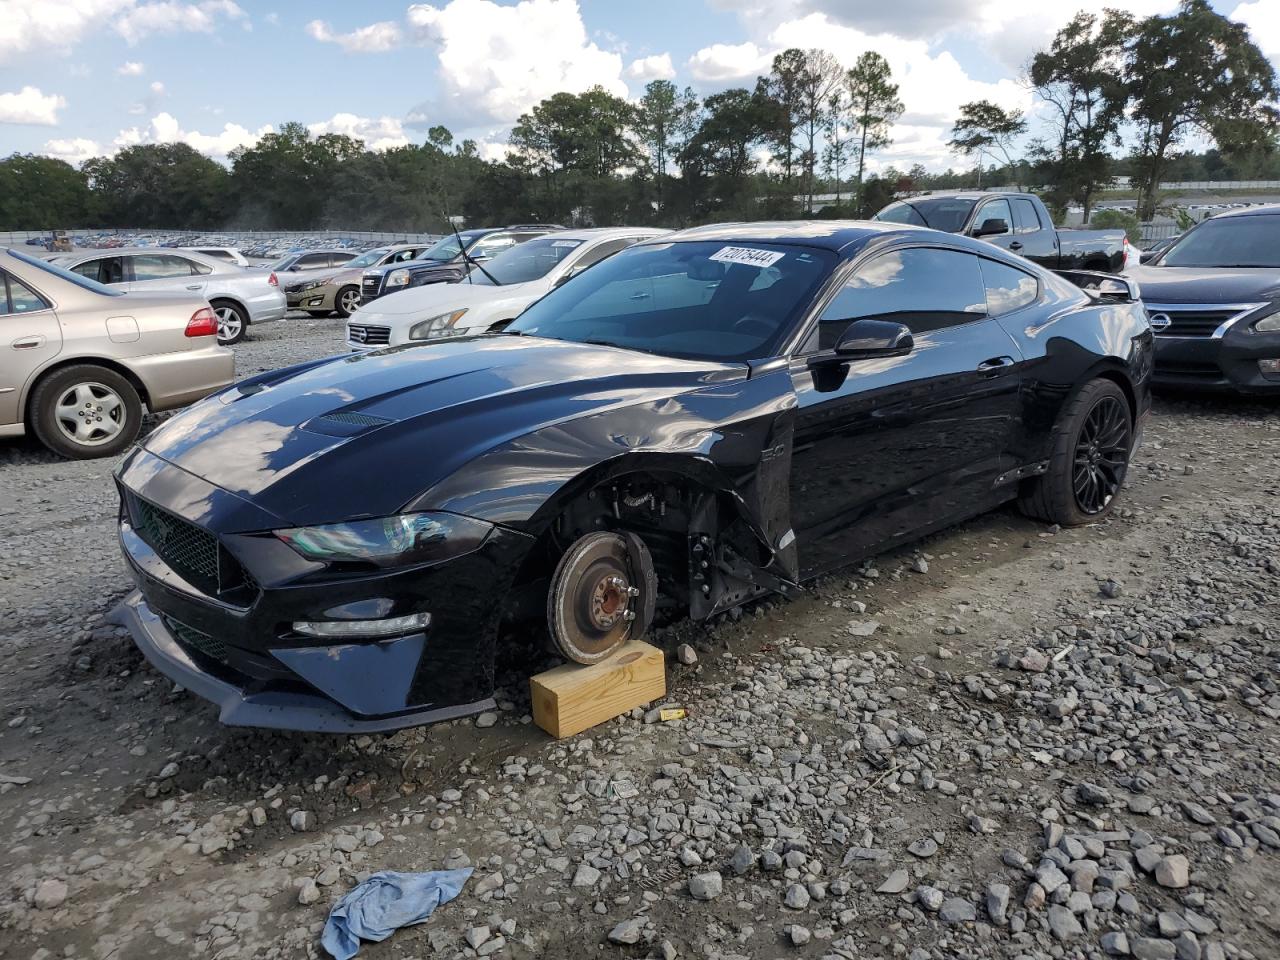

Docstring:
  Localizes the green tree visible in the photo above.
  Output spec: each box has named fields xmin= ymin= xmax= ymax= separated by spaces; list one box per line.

xmin=509 ymin=87 xmax=641 ymax=179
xmin=0 ymin=154 xmax=90 ymax=231
xmin=1090 ymin=208 xmax=1142 ymax=244
xmin=83 ymin=143 xmax=228 ymax=228
xmin=795 ymin=49 xmax=845 ymax=212
xmin=636 ymin=79 xmax=698 ymax=213
xmin=762 ymin=48 xmax=807 ymax=185
xmin=948 ymin=101 xmax=1028 ymax=189
xmin=228 ymin=122 xmax=364 ymax=228
xmin=677 ymin=88 xmax=770 ymax=220
xmin=1127 ymin=0 xmax=1280 ymax=219
xmin=1029 ymin=10 xmax=1131 ymax=223
xmin=844 ymin=51 xmax=903 ymax=215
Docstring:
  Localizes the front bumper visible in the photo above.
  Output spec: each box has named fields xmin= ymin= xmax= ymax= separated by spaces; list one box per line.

xmin=1154 ymin=329 xmax=1280 ymax=394
xmin=113 ymin=450 xmax=535 ymax=732
xmin=286 ymin=286 xmax=337 ymax=310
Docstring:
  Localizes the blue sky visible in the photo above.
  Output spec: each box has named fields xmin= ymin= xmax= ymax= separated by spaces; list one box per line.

xmin=1 ymin=0 xmax=1276 ymax=172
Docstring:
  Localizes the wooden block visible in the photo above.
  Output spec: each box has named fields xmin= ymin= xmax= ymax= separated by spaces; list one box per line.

xmin=531 ymin=640 xmax=666 ymax=739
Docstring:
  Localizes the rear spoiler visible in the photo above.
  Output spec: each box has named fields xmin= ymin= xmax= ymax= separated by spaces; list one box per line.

xmin=1056 ymin=269 xmax=1140 ymax=304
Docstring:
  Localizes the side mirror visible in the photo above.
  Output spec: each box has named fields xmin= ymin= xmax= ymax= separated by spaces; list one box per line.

xmin=833 ymin=318 xmax=914 ymax=360
xmin=973 ymin=217 xmax=1009 ymax=237
xmin=288 ymin=265 xmax=301 ymax=271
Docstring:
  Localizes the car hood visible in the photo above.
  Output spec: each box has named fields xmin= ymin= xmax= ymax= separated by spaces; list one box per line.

xmin=140 ymin=335 xmax=746 ymax=527
xmin=354 ymin=280 xmax=539 ymax=323
xmin=1125 ymin=265 xmax=1280 ymax=304
xmin=364 ymin=257 xmax=458 ymax=278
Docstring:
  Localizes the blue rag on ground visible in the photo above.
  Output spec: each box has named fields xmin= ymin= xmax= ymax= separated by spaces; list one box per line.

xmin=321 ymin=868 xmax=473 ymax=959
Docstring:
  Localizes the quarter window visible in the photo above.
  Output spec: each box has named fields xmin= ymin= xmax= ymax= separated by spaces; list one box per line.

xmin=979 ymin=258 xmax=1039 ymax=316
xmin=1 ymin=271 xmax=50 ymax=315
xmin=72 ymin=257 xmax=125 ymax=285
xmin=131 ymin=254 xmax=198 ymax=280
xmin=814 ymin=247 xmax=987 ymax=348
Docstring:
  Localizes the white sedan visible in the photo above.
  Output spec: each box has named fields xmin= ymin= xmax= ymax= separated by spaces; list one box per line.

xmin=346 ymin=227 xmax=667 ymax=350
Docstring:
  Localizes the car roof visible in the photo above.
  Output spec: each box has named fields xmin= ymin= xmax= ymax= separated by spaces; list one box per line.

xmin=69 ymin=246 xmax=222 ymax=264
xmin=541 ymin=227 xmax=669 ymax=243
xmin=656 ymin=220 xmax=930 ymax=253
xmin=1208 ymin=204 xmax=1280 ymax=219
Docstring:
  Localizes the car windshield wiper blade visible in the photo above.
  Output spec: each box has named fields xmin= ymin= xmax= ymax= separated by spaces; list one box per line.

xmin=583 ymin=337 xmax=657 ymax=356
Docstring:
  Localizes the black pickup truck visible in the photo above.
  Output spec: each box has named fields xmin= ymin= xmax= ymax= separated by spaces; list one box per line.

xmin=875 ymin=191 xmax=1127 ymax=273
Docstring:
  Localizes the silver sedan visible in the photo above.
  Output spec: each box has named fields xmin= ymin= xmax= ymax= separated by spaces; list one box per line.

xmin=49 ymin=248 xmax=286 ymax=345
xmin=0 ymin=248 xmax=234 ymax=459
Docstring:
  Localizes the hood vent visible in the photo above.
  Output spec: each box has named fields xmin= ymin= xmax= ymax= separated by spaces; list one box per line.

xmin=304 ymin=410 xmax=393 ymax=438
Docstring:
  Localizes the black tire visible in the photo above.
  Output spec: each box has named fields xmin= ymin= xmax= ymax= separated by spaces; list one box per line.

xmin=306 ymin=310 xmax=330 ymax=319
xmin=1019 ymin=377 xmax=1132 ymax=526
xmin=30 ymin=364 xmax=142 ymax=460
xmin=333 ymin=286 xmax=361 ymax=319
xmin=211 ymin=299 xmax=248 ymax=345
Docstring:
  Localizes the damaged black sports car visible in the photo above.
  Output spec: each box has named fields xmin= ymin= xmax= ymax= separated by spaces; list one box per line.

xmin=113 ymin=222 xmax=1152 ymax=732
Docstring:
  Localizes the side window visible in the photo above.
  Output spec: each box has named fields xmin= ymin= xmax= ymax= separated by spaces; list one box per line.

xmin=979 ymin=258 xmax=1039 ymax=316
xmin=1 ymin=272 xmax=50 ymax=315
xmin=73 ymin=257 xmax=124 ymax=285
xmin=974 ymin=198 xmax=1012 ymax=236
xmin=813 ymin=247 xmax=987 ymax=349
xmin=331 ymin=252 xmax=356 ymax=266
xmin=1012 ymin=198 xmax=1042 ymax=235
xmin=131 ymin=254 xmax=197 ymax=281
xmin=297 ymin=253 xmax=329 ymax=269
xmin=390 ymin=249 xmax=416 ymax=263
xmin=568 ymin=238 xmax=634 ymax=274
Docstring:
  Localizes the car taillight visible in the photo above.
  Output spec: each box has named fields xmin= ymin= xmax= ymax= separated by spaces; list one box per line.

xmin=268 ymin=272 xmax=278 ymax=286
xmin=185 ymin=307 xmax=219 ymax=338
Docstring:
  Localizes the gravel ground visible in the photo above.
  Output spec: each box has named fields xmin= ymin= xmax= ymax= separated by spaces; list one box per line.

xmin=1 ymin=314 xmax=1278 ymax=960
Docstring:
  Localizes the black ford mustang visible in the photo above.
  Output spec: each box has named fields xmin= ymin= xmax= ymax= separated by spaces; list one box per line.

xmin=113 ymin=222 xmax=1152 ymax=732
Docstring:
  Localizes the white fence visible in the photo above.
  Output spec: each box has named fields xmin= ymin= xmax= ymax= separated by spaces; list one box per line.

xmin=0 ymin=228 xmax=441 ymax=248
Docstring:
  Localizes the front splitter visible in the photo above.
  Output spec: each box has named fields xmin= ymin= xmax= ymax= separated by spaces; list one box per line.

xmin=107 ymin=590 xmax=495 ymax=734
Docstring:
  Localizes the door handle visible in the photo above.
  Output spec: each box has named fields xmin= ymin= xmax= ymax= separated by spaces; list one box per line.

xmin=186 ymin=284 xmax=203 ymax=290
xmin=12 ymin=336 xmax=44 ymax=350
xmin=1008 ymin=241 xmax=1023 ymax=251
xmin=977 ymin=355 xmax=1015 ymax=373
xmin=629 ymin=292 xmax=650 ymax=300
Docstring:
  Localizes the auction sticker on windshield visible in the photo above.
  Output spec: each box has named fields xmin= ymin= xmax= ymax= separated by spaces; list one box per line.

xmin=709 ymin=246 xmax=786 ymax=268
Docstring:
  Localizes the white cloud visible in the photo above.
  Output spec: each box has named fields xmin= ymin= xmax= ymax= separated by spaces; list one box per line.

xmin=405 ymin=0 xmax=628 ymax=124
xmin=1233 ymin=0 xmax=1280 ymax=59
xmin=0 ymin=86 xmax=67 ymax=125
xmin=305 ymin=18 xmax=403 ymax=53
xmin=41 ymin=137 xmax=103 ymax=165
xmin=117 ymin=60 xmax=146 ymax=76
xmin=113 ymin=112 xmax=271 ymax=157
xmin=0 ymin=0 xmax=246 ymax=62
xmin=686 ymin=41 xmax=770 ymax=83
xmin=150 ymin=80 xmax=166 ymax=95
xmin=627 ymin=53 xmax=675 ymax=83
xmin=308 ymin=113 xmax=410 ymax=151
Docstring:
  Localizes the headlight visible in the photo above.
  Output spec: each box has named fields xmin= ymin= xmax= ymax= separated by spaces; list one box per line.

xmin=299 ymin=278 xmax=328 ymax=292
xmin=409 ymin=309 xmax=469 ymax=340
xmin=275 ymin=512 xmax=492 ymax=566
xmin=1254 ymin=311 xmax=1280 ymax=332
xmin=387 ymin=269 xmax=411 ymax=287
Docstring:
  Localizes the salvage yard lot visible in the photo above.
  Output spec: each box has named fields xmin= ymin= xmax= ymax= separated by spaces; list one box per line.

xmin=0 ymin=315 xmax=1278 ymax=960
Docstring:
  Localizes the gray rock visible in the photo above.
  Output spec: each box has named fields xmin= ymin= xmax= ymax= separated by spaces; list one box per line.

xmin=908 ymin=837 xmax=938 ymax=858
xmin=1078 ymin=782 xmax=1113 ymax=806
xmin=475 ymin=711 xmax=498 ymax=728
xmin=1047 ymin=905 xmax=1083 ymax=940
xmin=297 ymin=879 xmax=321 ymax=906
xmin=688 ymin=872 xmax=722 ymax=901
xmin=1036 ymin=862 xmax=1070 ymax=895
xmin=728 ymin=844 xmax=755 ymax=876
xmin=939 ymin=898 xmax=976 ymax=923
xmin=986 ymin=882 xmax=1011 ymax=925
xmin=1102 ymin=931 xmax=1131 ymax=955
xmin=676 ymin=643 xmax=698 ymax=665
xmin=607 ymin=918 xmax=643 ymax=945
xmin=1155 ymin=855 xmax=1190 ymax=889
xmin=289 ymin=810 xmax=316 ymax=832
xmin=465 ymin=926 xmax=491 ymax=950
xmin=916 ymin=886 xmax=945 ymax=911
xmin=572 ymin=864 xmax=601 ymax=889
xmin=877 ymin=869 xmax=910 ymax=894
xmin=33 ymin=879 xmax=68 ymax=910
xmin=789 ymin=924 xmax=812 ymax=946
xmin=1132 ymin=938 xmax=1177 ymax=960
xmin=784 ymin=884 xmax=810 ymax=910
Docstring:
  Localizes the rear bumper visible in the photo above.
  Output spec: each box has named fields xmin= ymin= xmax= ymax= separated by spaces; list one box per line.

xmin=131 ymin=344 xmax=235 ymax=413
xmin=109 ymin=592 xmax=495 ymax=733
xmin=1153 ymin=331 xmax=1280 ymax=394
xmin=244 ymin=289 xmax=287 ymax=324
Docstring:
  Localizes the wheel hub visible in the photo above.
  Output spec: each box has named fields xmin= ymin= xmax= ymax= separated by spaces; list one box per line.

xmin=588 ymin=574 xmax=632 ymax=630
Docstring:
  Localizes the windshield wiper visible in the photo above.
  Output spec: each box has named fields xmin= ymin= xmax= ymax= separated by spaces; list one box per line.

xmin=584 ymin=338 xmax=657 ymax=356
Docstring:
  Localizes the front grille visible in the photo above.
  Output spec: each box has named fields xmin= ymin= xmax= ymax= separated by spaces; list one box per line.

xmin=127 ymin=494 xmax=253 ymax=598
xmin=163 ymin=616 xmax=229 ymax=664
xmin=361 ymin=275 xmax=382 ymax=299
xmin=1157 ymin=360 xmax=1223 ymax=381
xmin=348 ymin=324 xmax=391 ymax=346
xmin=1145 ymin=303 xmax=1263 ymax=339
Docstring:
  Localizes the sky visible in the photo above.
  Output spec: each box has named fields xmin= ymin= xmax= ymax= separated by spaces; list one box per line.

xmin=1 ymin=0 xmax=1277 ymax=175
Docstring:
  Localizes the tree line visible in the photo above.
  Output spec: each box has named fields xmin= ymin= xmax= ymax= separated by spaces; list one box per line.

xmin=1 ymin=0 xmax=1276 ymax=234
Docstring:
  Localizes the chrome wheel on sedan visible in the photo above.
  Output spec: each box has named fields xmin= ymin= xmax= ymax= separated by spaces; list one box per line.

xmin=54 ymin=382 xmax=127 ymax=447
xmin=336 ymin=286 xmax=361 ymax=318
xmin=212 ymin=301 xmax=247 ymax=345
xmin=30 ymin=364 xmax=143 ymax=460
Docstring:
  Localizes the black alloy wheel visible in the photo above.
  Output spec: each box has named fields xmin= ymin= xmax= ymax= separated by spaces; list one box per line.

xmin=1072 ymin=394 xmax=1130 ymax=515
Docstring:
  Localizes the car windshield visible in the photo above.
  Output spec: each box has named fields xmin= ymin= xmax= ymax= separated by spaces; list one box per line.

xmin=471 ymin=237 xmax=583 ymax=286
xmin=417 ymin=235 xmax=474 ymax=262
xmin=9 ymin=249 xmax=124 ymax=296
xmin=875 ymin=197 xmax=977 ymax=233
xmin=1158 ymin=215 xmax=1280 ymax=268
xmin=346 ymin=248 xmax=391 ymax=269
xmin=505 ymin=240 xmax=836 ymax=362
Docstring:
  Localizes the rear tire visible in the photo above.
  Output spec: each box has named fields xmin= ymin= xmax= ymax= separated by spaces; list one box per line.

xmin=334 ymin=286 xmax=361 ymax=319
xmin=306 ymin=310 xmax=330 ymax=319
xmin=211 ymin=300 xmax=247 ymax=345
xmin=30 ymin=364 xmax=142 ymax=460
xmin=1019 ymin=378 xmax=1132 ymax=526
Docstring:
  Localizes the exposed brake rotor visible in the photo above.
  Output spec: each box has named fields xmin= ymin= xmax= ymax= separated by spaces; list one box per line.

xmin=547 ymin=531 xmax=656 ymax=664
